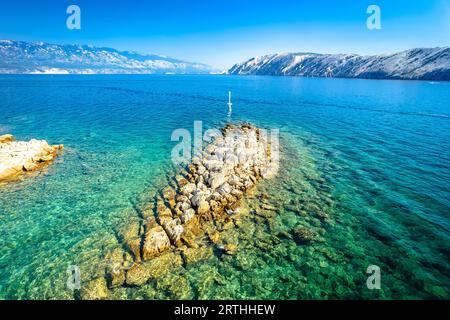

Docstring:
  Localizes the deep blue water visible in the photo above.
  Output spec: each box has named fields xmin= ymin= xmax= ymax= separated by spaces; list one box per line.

xmin=0 ymin=75 xmax=449 ymax=299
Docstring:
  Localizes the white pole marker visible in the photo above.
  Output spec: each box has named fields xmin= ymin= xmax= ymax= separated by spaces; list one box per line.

xmin=228 ymin=91 xmax=232 ymax=113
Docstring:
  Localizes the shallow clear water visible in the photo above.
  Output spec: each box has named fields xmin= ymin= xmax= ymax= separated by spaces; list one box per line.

xmin=0 ymin=75 xmax=449 ymax=299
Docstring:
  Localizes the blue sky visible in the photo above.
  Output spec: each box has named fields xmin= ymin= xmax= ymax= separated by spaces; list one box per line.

xmin=0 ymin=0 xmax=449 ymax=69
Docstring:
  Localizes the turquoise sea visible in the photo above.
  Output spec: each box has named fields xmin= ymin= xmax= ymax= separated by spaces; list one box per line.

xmin=0 ymin=75 xmax=449 ymax=299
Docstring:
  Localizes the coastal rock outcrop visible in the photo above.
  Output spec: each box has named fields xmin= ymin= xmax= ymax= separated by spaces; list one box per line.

xmin=0 ymin=134 xmax=63 ymax=182
xmin=94 ymin=123 xmax=279 ymax=294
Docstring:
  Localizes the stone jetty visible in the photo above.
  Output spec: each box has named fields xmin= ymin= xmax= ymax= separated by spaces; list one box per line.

xmin=0 ymin=134 xmax=63 ymax=182
xmin=83 ymin=123 xmax=279 ymax=298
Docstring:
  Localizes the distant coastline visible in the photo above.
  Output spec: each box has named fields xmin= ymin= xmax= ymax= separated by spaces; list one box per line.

xmin=1 ymin=39 xmax=449 ymax=81
xmin=228 ymin=48 xmax=450 ymax=81
xmin=0 ymin=39 xmax=216 ymax=75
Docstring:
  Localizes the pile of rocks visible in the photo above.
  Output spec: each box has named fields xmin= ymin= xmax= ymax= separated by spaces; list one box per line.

xmin=149 ymin=123 xmax=278 ymax=249
xmin=95 ymin=123 xmax=279 ymax=295
xmin=0 ymin=134 xmax=63 ymax=182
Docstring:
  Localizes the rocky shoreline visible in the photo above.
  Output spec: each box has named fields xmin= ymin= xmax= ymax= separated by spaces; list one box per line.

xmin=82 ymin=123 xmax=279 ymax=299
xmin=0 ymin=134 xmax=63 ymax=182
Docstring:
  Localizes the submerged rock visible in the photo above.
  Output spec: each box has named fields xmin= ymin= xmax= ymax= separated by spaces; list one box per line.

xmin=208 ymin=231 xmax=221 ymax=244
xmin=142 ymin=225 xmax=171 ymax=260
xmin=104 ymin=247 xmax=130 ymax=288
xmin=222 ymin=244 xmax=238 ymax=255
xmin=293 ymin=226 xmax=320 ymax=244
xmin=127 ymin=237 xmax=143 ymax=262
xmin=81 ymin=277 xmax=109 ymax=300
xmin=125 ymin=252 xmax=183 ymax=286
xmin=0 ymin=134 xmax=63 ymax=182
xmin=181 ymin=246 xmax=214 ymax=265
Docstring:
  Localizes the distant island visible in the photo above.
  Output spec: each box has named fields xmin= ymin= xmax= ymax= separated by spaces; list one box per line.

xmin=0 ymin=40 xmax=215 ymax=74
xmin=228 ymin=48 xmax=450 ymax=81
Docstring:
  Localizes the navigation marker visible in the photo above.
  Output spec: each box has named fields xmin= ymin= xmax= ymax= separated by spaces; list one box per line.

xmin=228 ymin=90 xmax=232 ymax=114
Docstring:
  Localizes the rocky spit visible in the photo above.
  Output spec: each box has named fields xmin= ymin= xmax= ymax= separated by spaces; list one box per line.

xmin=82 ymin=123 xmax=279 ymax=299
xmin=0 ymin=134 xmax=63 ymax=182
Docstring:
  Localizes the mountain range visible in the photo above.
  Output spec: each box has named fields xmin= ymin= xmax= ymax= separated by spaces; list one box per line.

xmin=1 ymin=40 xmax=449 ymax=80
xmin=0 ymin=40 xmax=214 ymax=74
xmin=228 ymin=48 xmax=450 ymax=81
